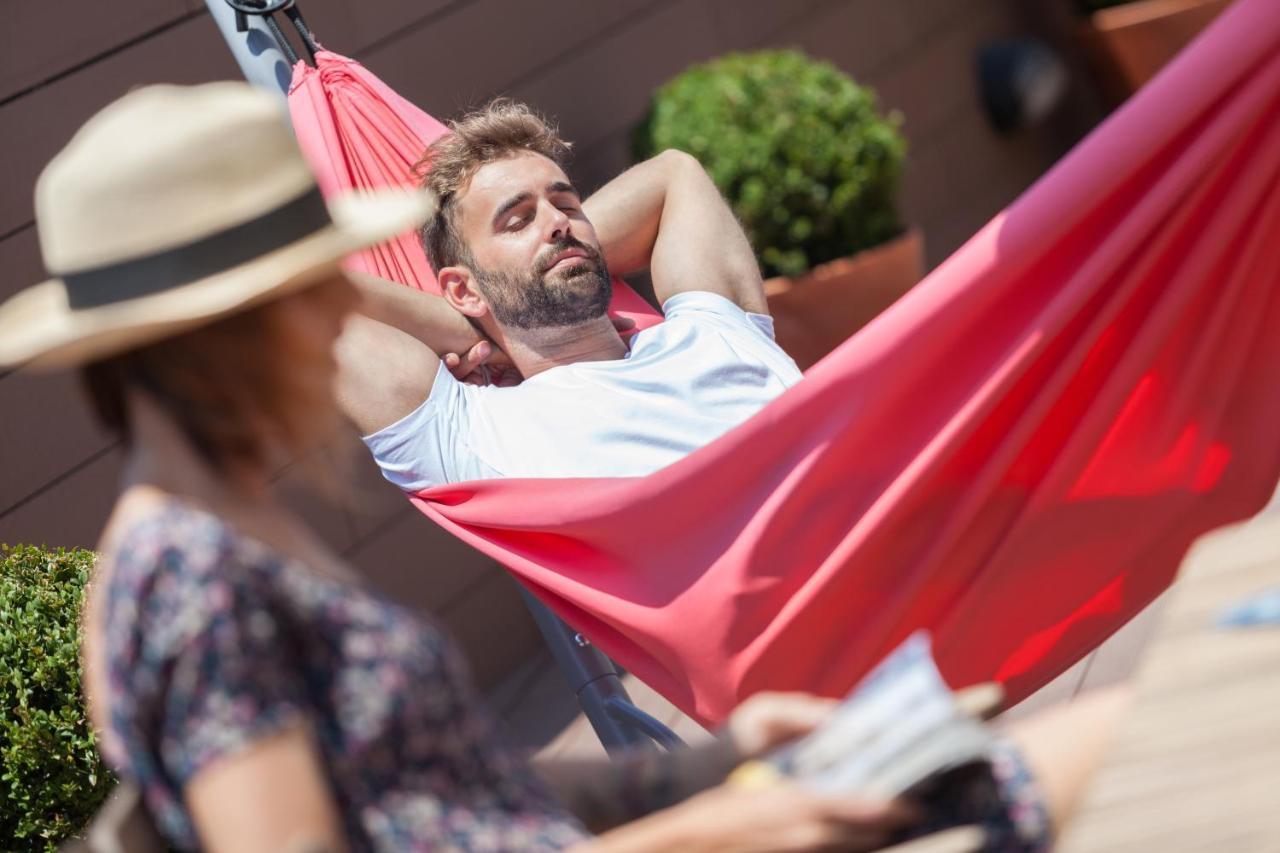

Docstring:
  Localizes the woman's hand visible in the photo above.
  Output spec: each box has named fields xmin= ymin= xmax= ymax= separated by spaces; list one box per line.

xmin=721 ymin=692 xmax=839 ymax=762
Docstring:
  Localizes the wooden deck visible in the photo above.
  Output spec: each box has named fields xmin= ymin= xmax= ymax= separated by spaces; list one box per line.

xmin=1060 ymin=508 xmax=1280 ymax=851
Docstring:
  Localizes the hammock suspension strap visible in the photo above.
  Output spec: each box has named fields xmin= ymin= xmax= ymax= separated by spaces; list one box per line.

xmin=224 ymin=0 xmax=318 ymax=67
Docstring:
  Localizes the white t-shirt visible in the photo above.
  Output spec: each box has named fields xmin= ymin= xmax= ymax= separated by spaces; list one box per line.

xmin=363 ymin=291 xmax=802 ymax=489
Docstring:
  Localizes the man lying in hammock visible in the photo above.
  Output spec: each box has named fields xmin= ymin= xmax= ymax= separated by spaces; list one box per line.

xmin=334 ymin=99 xmax=802 ymax=488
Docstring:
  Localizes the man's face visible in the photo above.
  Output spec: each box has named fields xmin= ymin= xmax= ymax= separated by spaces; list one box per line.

xmin=452 ymin=151 xmax=610 ymax=330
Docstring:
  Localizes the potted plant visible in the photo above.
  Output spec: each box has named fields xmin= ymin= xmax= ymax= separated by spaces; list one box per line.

xmin=634 ymin=49 xmax=921 ymax=370
xmin=1073 ymin=0 xmax=1230 ymax=102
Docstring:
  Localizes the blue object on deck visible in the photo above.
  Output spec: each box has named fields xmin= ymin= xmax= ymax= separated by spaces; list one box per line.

xmin=1217 ymin=586 xmax=1280 ymax=628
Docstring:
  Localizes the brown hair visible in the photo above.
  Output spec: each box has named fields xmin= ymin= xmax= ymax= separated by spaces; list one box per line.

xmin=415 ymin=98 xmax=572 ymax=273
xmin=81 ymin=298 xmax=338 ymax=478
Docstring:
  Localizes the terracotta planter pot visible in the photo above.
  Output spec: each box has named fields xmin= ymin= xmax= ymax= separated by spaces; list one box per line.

xmin=1077 ymin=0 xmax=1229 ymax=103
xmin=764 ymin=228 xmax=924 ymax=371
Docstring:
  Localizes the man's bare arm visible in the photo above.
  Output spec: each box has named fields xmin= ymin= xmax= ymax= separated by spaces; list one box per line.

xmin=583 ymin=149 xmax=767 ymax=314
xmin=334 ymin=314 xmax=449 ymax=436
xmin=347 ymin=270 xmax=485 ymax=356
xmin=333 ymin=272 xmax=499 ymax=436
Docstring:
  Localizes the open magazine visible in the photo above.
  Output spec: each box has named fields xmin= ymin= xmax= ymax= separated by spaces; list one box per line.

xmin=741 ymin=632 xmax=999 ymax=798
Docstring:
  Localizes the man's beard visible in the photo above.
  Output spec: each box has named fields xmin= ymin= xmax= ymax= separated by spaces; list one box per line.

xmin=472 ymin=237 xmax=612 ymax=331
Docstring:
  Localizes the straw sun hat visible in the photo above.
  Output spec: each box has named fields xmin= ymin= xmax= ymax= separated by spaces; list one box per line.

xmin=0 ymin=81 xmax=433 ymax=369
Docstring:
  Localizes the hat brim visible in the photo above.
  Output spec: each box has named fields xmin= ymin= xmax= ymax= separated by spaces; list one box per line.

xmin=0 ymin=188 xmax=434 ymax=370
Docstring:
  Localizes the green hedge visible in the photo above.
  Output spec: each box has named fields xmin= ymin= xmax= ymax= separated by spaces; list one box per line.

xmin=634 ymin=49 xmax=906 ymax=279
xmin=1 ymin=545 xmax=115 ymax=850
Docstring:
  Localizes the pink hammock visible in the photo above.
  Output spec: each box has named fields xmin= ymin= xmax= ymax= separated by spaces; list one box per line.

xmin=289 ymin=0 xmax=1280 ymax=725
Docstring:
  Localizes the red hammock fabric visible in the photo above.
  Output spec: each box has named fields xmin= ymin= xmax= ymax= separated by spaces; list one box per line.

xmin=289 ymin=0 xmax=1280 ymax=725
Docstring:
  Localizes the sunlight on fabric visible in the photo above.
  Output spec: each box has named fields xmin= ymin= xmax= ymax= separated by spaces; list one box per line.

xmin=1071 ymin=373 xmax=1233 ymax=499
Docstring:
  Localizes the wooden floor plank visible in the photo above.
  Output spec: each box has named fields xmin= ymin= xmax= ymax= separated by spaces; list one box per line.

xmin=1059 ymin=517 xmax=1280 ymax=852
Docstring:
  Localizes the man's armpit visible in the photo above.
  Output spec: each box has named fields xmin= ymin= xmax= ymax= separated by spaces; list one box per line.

xmin=334 ymin=315 xmax=442 ymax=436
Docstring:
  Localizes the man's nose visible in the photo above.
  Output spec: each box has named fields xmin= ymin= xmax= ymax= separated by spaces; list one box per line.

xmin=545 ymin=201 xmax=572 ymax=241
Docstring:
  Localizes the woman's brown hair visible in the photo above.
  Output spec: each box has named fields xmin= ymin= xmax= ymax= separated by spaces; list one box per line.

xmin=81 ymin=296 xmax=339 ymax=478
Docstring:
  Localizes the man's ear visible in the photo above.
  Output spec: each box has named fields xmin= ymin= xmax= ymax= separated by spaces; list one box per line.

xmin=440 ymin=267 xmax=489 ymax=319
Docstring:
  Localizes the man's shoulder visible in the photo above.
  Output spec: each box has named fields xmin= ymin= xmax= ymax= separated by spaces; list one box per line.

xmin=653 ymin=290 xmax=780 ymax=346
xmin=660 ymin=289 xmax=752 ymax=319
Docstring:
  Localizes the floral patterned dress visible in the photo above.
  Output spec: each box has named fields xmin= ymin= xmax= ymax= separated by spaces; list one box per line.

xmin=97 ymin=500 xmax=587 ymax=851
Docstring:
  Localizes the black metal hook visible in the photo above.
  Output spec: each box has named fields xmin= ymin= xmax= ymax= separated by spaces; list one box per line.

xmin=224 ymin=0 xmax=319 ymax=66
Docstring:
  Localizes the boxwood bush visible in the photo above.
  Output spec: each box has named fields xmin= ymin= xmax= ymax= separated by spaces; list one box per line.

xmin=1 ymin=545 xmax=114 ymax=850
xmin=634 ymin=49 xmax=906 ymax=279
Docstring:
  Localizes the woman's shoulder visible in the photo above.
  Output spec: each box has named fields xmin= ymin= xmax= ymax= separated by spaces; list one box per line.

xmin=103 ymin=497 xmax=257 ymax=588
xmin=97 ymin=497 xmax=282 ymax=652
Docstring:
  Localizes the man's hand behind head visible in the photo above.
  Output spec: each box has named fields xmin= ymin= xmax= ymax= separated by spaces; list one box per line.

xmin=443 ymin=340 xmax=518 ymax=387
xmin=441 ymin=313 xmax=636 ymax=387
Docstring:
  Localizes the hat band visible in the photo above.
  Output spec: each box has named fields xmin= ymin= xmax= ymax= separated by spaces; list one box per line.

xmin=61 ymin=186 xmax=332 ymax=309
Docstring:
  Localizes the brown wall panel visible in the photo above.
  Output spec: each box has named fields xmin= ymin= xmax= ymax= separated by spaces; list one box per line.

xmin=0 ymin=447 xmax=122 ymax=549
xmin=0 ymin=226 xmax=43 ymax=304
xmin=343 ymin=0 xmax=457 ymax=49
xmin=336 ymin=433 xmax=424 ymax=542
xmin=569 ymin=129 xmax=637 ymax=196
xmin=898 ymin=0 xmax=1000 ymax=40
xmin=0 ymin=369 xmax=113 ymax=514
xmin=900 ymin=141 xmax=957 ymax=239
xmin=345 ymin=505 xmax=501 ymax=615
xmin=293 ymin=0 xmax=458 ymax=59
xmin=940 ymin=107 xmax=1055 ymax=208
xmin=0 ymin=0 xmax=191 ymax=102
xmin=272 ymin=459 xmax=359 ymax=555
xmin=361 ymin=0 xmax=657 ymax=117
xmin=0 ymin=15 xmax=240 ymax=236
xmin=708 ymin=0 xmax=830 ymax=49
xmin=780 ymin=0 xmax=924 ymax=82
xmin=508 ymin=1 xmax=724 ymax=160
xmin=438 ymin=569 xmax=544 ymax=691
xmin=869 ymin=2 xmax=1012 ymax=147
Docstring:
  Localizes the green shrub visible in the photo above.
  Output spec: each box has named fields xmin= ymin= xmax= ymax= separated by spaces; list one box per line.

xmin=1 ymin=545 xmax=114 ymax=850
xmin=634 ymin=49 xmax=906 ymax=279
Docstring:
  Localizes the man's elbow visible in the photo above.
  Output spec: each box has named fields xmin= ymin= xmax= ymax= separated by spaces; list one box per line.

xmin=649 ymin=148 xmax=708 ymax=182
xmin=333 ymin=315 xmax=437 ymax=436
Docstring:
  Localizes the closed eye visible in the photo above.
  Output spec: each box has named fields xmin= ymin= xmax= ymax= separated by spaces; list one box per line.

xmin=548 ymin=180 xmax=583 ymax=213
